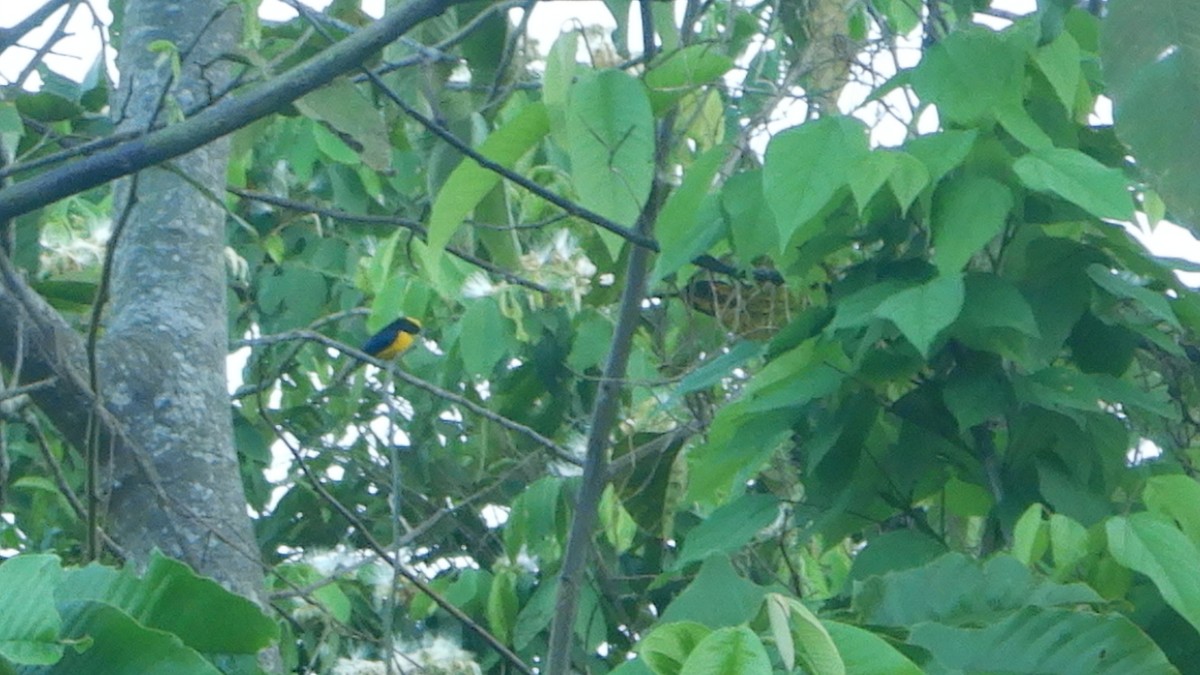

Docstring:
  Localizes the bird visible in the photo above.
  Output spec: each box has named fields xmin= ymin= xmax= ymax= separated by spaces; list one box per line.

xmin=327 ymin=316 xmax=422 ymax=388
xmin=361 ymin=316 xmax=422 ymax=360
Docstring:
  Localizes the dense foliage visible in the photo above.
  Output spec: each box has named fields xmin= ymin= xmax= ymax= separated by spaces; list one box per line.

xmin=3 ymin=0 xmax=1200 ymax=672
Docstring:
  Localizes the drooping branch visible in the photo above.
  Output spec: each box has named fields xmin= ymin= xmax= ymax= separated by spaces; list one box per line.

xmin=0 ymin=0 xmax=472 ymax=222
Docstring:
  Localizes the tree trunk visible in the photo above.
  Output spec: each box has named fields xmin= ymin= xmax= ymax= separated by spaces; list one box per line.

xmin=99 ymin=0 xmax=264 ymax=603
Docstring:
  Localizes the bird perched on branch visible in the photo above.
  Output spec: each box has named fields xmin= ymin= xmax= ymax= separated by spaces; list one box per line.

xmin=329 ymin=316 xmax=422 ymax=387
xmin=361 ymin=316 xmax=422 ymax=360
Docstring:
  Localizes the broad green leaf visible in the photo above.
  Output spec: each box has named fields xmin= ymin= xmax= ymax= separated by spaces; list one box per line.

xmin=1107 ymin=513 xmax=1200 ymax=635
xmin=568 ymin=311 xmax=616 ymax=372
xmin=543 ymin=31 xmax=578 ymax=147
xmin=661 ymin=555 xmax=768 ymax=627
xmin=1013 ymin=503 xmax=1050 ymax=566
xmin=600 ymin=485 xmax=638 ymax=553
xmin=847 ymin=530 xmax=948 ymax=584
xmin=678 ymin=625 xmax=771 ymax=675
xmin=427 ymin=103 xmax=550 ymax=254
xmin=1014 ymin=149 xmax=1133 ymax=220
xmin=1143 ymin=475 xmax=1200 ymax=545
xmin=674 ymin=494 xmax=780 ymax=569
xmin=0 ymin=555 xmax=62 ymax=666
xmin=888 ymin=152 xmax=930 ymax=215
xmin=505 ymin=477 xmax=564 ymax=560
xmin=766 ymin=595 xmax=794 ymax=670
xmin=296 ymin=79 xmax=389 ymax=170
xmin=932 ymin=176 xmax=1013 ymax=274
xmin=645 ymin=44 xmax=735 ymax=113
xmin=875 ymin=274 xmax=965 ymax=357
xmin=829 ymin=279 xmax=918 ymax=333
xmin=677 ymin=341 xmax=764 ymax=396
xmin=514 ymin=579 xmax=557 ymax=650
xmin=310 ymin=122 xmax=359 ymax=165
xmin=849 ymin=152 xmax=897 ymax=213
xmin=459 ymin=298 xmax=514 ymax=376
xmin=910 ymin=27 xmax=1028 ymax=124
xmin=942 ymin=365 xmax=1013 ymax=431
xmin=765 ymin=594 xmax=845 ymax=675
xmin=854 ymin=553 xmax=1101 ymax=626
xmin=58 ymin=553 xmax=277 ymax=653
xmin=824 ymin=621 xmax=922 ymax=675
xmin=909 ymin=606 xmax=1175 ymax=674
xmin=764 ymin=117 xmax=870 ymax=250
xmin=723 ymin=170 xmax=779 ymax=261
xmin=566 ymin=70 xmax=656 ymax=256
xmin=1086 ymin=264 xmax=1181 ymax=329
xmin=53 ymin=600 xmax=221 ymax=675
xmin=654 ymin=145 xmax=730 ymax=280
xmin=639 ymin=621 xmax=712 ymax=675
xmin=995 ymin=99 xmax=1055 ymax=150
xmin=1102 ymin=0 xmax=1200 ymax=230
xmin=1035 ymin=31 xmax=1083 ymax=112
xmin=1050 ymin=514 xmax=1091 ymax=577
xmin=487 ymin=570 xmax=519 ymax=644
xmin=904 ymin=130 xmax=977 ymax=186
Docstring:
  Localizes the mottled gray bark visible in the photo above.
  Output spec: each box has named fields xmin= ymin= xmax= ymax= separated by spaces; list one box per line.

xmin=98 ymin=0 xmax=264 ymax=603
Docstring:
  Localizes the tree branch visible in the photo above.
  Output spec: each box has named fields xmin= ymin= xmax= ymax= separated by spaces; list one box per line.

xmin=0 ymin=0 xmax=471 ymax=222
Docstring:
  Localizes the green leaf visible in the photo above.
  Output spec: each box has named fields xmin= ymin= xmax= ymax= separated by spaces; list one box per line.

xmin=1035 ymin=31 xmax=1083 ymax=112
xmin=54 ymin=601 xmax=222 ymax=675
xmin=678 ymin=625 xmax=771 ymax=675
xmin=674 ymin=494 xmax=780 ymax=569
xmin=904 ymin=130 xmax=977 ymax=186
xmin=1102 ymin=0 xmax=1200 ymax=230
xmin=1013 ymin=503 xmax=1050 ymax=566
xmin=875 ymin=274 xmax=965 ymax=357
xmin=568 ymin=311 xmax=616 ymax=372
xmin=909 ymin=606 xmax=1175 ymax=674
xmin=849 ymin=152 xmax=897 ymax=213
xmin=888 ymin=152 xmax=930 ymax=215
xmin=639 ymin=621 xmax=712 ymax=675
xmin=677 ymin=341 xmax=764 ymax=396
xmin=911 ymin=27 xmax=1028 ymax=124
xmin=1013 ymin=149 xmax=1133 ymax=220
xmin=848 ymin=530 xmax=948 ymax=584
xmin=723 ymin=170 xmax=779 ymax=261
xmin=1107 ymin=513 xmax=1200 ymax=635
xmin=0 ymin=555 xmax=62 ymax=666
xmin=514 ymin=580 xmax=557 ymax=650
xmin=764 ymin=117 xmax=870 ymax=250
xmin=932 ymin=176 xmax=1013 ymax=274
xmin=544 ymin=31 xmax=578 ymax=148
xmin=487 ymin=570 xmax=519 ymax=645
xmin=58 ymin=553 xmax=277 ymax=654
xmin=459 ymin=298 xmax=513 ymax=376
xmin=310 ymin=122 xmax=359 ymax=165
xmin=1085 ymin=264 xmax=1181 ymax=329
xmin=765 ymin=594 xmax=845 ymax=675
xmin=1050 ymin=513 xmax=1091 ymax=576
xmin=296 ymin=79 xmax=390 ymax=170
xmin=654 ymin=145 xmax=730 ymax=280
xmin=661 ymin=555 xmax=768 ymax=627
xmin=427 ymin=103 xmax=550 ymax=254
xmin=566 ymin=70 xmax=656 ymax=256
xmin=854 ymin=553 xmax=1101 ymax=627
xmin=995 ymin=99 xmax=1055 ymax=150
xmin=645 ymin=45 xmax=735 ymax=113
xmin=824 ymin=621 xmax=923 ymax=675
xmin=1143 ymin=475 xmax=1200 ymax=545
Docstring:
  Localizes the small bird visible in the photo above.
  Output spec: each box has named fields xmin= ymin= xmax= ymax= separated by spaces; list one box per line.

xmin=361 ymin=316 xmax=422 ymax=360
xmin=328 ymin=317 xmax=422 ymax=388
